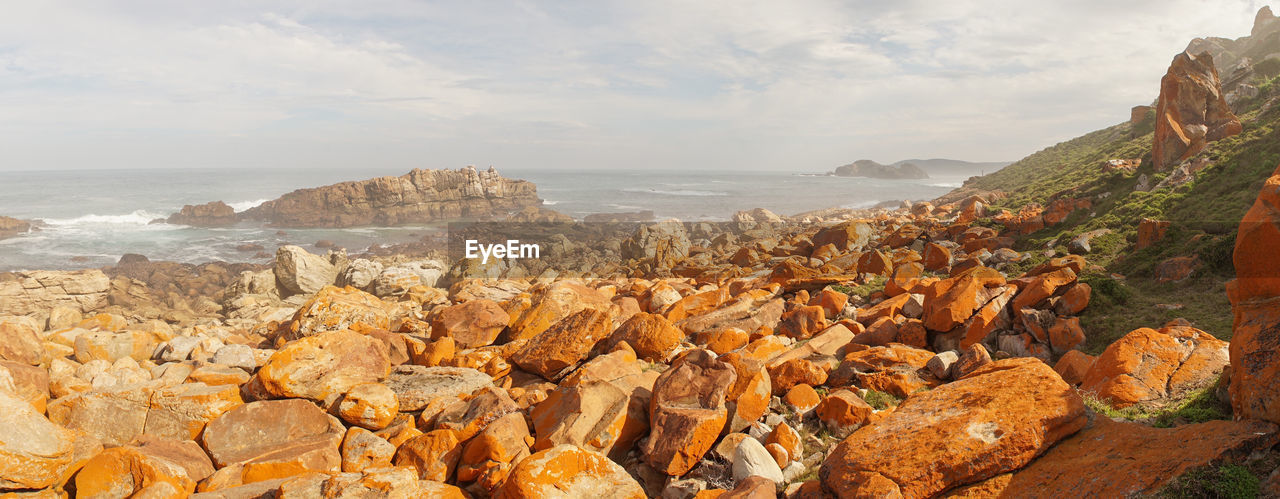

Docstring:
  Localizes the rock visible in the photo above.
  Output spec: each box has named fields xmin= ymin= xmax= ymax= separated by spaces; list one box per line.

xmin=497 ymin=445 xmax=646 ymax=498
xmin=1053 ymin=350 xmax=1096 ymax=386
xmin=337 ymin=259 xmax=383 ymax=290
xmin=74 ymin=446 xmax=197 ymax=497
xmin=926 ymin=351 xmax=960 ymax=380
xmin=784 ymin=384 xmax=821 ymax=412
xmin=1231 ymin=163 xmax=1280 ymax=423
xmin=166 ymin=201 xmax=237 ymax=227
xmin=284 ymin=285 xmax=392 ymax=341
xmin=393 ymin=429 xmax=462 ymax=481
xmin=530 ymin=350 xmax=653 ymax=460
xmin=435 ymin=386 xmax=519 ymax=440
xmin=923 ymin=242 xmax=952 ymax=271
xmin=720 ymin=353 xmax=771 ymax=433
xmin=812 ymin=221 xmax=874 ymax=252
xmin=1010 ymin=267 xmax=1077 ymax=318
xmin=1047 ymin=316 xmax=1085 ymax=354
xmin=642 ymin=349 xmax=737 ymax=476
xmin=458 ymin=412 xmax=531 ymax=489
xmin=622 ymin=220 xmax=691 ymax=269
xmin=0 ymin=316 xmax=43 ymax=365
xmin=508 ymin=281 xmax=616 ymax=341
xmin=777 ymin=305 xmax=827 ymax=339
xmin=1152 ymin=51 xmax=1242 ymax=170
xmin=375 ymin=261 xmax=444 ymax=297
xmin=0 ymin=215 xmax=31 ymax=240
xmin=431 ymin=299 xmax=510 ymax=349
xmin=922 ymin=267 xmax=1006 ymax=332
xmin=256 ymin=329 xmax=391 ymax=403
xmin=512 ymin=308 xmax=616 ymax=381
xmin=0 ymin=390 xmax=77 ymax=490
xmin=1054 ymin=283 xmax=1091 ymax=316
xmin=201 ymin=399 xmax=344 ymax=469
xmin=596 ymin=312 xmax=684 ymax=362
xmin=1137 ymin=218 xmax=1171 ymax=250
xmin=1080 ymin=325 xmax=1228 ymax=408
xmin=994 ymin=418 xmax=1278 ymax=496
xmin=768 ymin=358 xmax=828 ymax=395
xmin=336 ymin=382 xmax=399 ymax=430
xmin=1155 ymin=256 xmax=1200 ymax=282
xmin=240 ymin=166 xmax=540 ymax=228
xmin=815 ymin=389 xmax=873 ymax=432
xmin=722 ymin=475 xmax=778 ymax=499
xmin=210 ymin=344 xmax=257 ymax=372
xmin=339 ymin=427 xmax=394 ymax=473
xmin=952 ymin=343 xmax=992 ymax=379
xmin=732 ymin=437 xmax=784 ymax=484
xmin=0 ymin=270 xmax=110 ymax=318
xmin=274 ymin=245 xmax=339 ymax=297
xmin=820 ymin=358 xmax=1086 ymax=498
xmin=384 ymin=365 xmax=491 ymax=412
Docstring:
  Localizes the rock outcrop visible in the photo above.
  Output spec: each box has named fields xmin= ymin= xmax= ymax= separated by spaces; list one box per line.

xmin=1152 ymin=51 xmax=1241 ymax=171
xmin=0 ymin=216 xmax=31 ymax=240
xmin=0 ymin=270 xmax=110 ymax=319
xmin=831 ymin=159 xmax=929 ymax=179
xmin=164 ymin=201 xmax=237 ymax=227
xmin=240 ymin=166 xmax=539 ymax=227
xmin=1230 ymin=162 xmax=1280 ymax=424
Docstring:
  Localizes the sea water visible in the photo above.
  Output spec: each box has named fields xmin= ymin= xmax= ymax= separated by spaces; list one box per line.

xmin=0 ymin=167 xmax=966 ymax=271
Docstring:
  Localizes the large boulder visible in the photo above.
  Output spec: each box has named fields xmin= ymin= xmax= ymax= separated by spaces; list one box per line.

xmin=622 ymin=220 xmax=691 ymax=269
xmin=595 ymin=312 xmax=684 ymax=362
xmin=0 ymin=270 xmax=110 ymax=318
xmin=497 ymin=445 xmax=646 ymax=498
xmin=283 ymin=286 xmax=392 ymax=341
xmin=641 ymin=349 xmax=737 ymax=476
xmin=0 ymin=390 xmax=78 ymax=490
xmin=274 ymin=246 xmax=338 ymax=297
xmin=1152 ymin=51 xmax=1242 ymax=170
xmin=384 ymin=366 xmax=492 ymax=412
xmin=530 ymin=350 xmax=654 ymax=460
xmin=0 ymin=316 xmax=43 ymax=365
xmin=511 ymin=308 xmax=616 ymax=381
xmin=430 ymin=299 xmax=509 ymax=349
xmin=200 ymin=399 xmax=345 ymax=469
xmin=1230 ymin=162 xmax=1280 ymax=423
xmin=820 ymin=358 xmax=1086 ymax=498
xmin=507 ymin=281 xmax=616 ymax=341
xmin=1080 ymin=325 xmax=1228 ymax=408
xmin=256 ymin=329 xmax=391 ymax=403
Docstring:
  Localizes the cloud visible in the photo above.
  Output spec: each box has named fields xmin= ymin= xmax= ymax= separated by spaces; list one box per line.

xmin=0 ymin=0 xmax=1268 ymax=170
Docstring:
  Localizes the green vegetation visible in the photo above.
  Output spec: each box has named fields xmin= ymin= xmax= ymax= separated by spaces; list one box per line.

xmin=861 ymin=389 xmax=903 ymax=410
xmin=1157 ymin=463 xmax=1260 ymax=499
xmin=838 ymin=276 xmax=887 ymax=301
xmin=1082 ymin=382 xmax=1229 ymax=428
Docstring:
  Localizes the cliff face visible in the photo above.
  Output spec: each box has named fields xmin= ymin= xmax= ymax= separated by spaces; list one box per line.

xmin=831 ymin=159 xmax=929 ymax=179
xmin=240 ymin=166 xmax=540 ymax=228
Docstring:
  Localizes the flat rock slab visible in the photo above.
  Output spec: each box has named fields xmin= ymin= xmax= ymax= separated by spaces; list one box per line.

xmin=385 ymin=366 xmax=492 ymax=412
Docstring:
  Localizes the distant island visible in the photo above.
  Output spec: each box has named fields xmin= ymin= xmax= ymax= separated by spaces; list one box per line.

xmin=830 ymin=159 xmax=929 ymax=179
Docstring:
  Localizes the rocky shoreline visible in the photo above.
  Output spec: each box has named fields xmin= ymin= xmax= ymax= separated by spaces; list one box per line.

xmin=2 ymin=161 xmax=1279 ymax=497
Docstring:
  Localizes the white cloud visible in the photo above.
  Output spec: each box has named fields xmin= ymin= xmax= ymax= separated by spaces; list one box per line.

xmin=0 ymin=0 xmax=1269 ymax=170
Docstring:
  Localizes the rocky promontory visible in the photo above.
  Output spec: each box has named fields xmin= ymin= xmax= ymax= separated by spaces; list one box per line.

xmin=0 ymin=215 xmax=32 ymax=240
xmin=164 ymin=201 xmax=238 ymax=227
xmin=236 ymin=166 xmax=540 ymax=228
xmin=830 ymin=160 xmax=929 ymax=180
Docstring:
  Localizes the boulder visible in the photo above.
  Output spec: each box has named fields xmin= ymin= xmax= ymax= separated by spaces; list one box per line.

xmin=820 ymin=358 xmax=1086 ymax=498
xmin=457 ymin=412 xmax=531 ymax=489
xmin=642 ymin=349 xmax=737 ymax=476
xmin=1080 ymin=325 xmax=1228 ymax=408
xmin=622 ymin=220 xmax=691 ymax=269
xmin=0 ymin=270 xmax=110 ymax=318
xmin=274 ymin=246 xmax=338 ymax=297
xmin=393 ymin=429 xmax=462 ymax=481
xmin=375 ymin=261 xmax=444 ymax=297
xmin=336 ymin=382 xmax=398 ymax=430
xmin=512 ymin=308 xmax=616 ymax=381
xmin=336 ymin=259 xmax=383 ymax=291
xmin=1232 ymin=162 xmax=1280 ymax=423
xmin=200 ymin=399 xmax=344 ymax=469
xmin=339 ymin=427 xmax=394 ymax=473
xmin=922 ymin=267 xmax=1006 ymax=332
xmin=1152 ymin=51 xmax=1242 ymax=171
xmin=284 ymin=286 xmax=391 ymax=341
xmin=507 ymin=281 xmax=616 ymax=341
xmin=596 ymin=312 xmax=684 ymax=362
xmin=0 ymin=316 xmax=43 ymax=365
xmin=530 ymin=350 xmax=654 ymax=460
xmin=256 ymin=329 xmax=391 ymax=403
xmin=0 ymin=390 xmax=77 ymax=490
xmin=384 ymin=365 xmax=491 ymax=412
xmin=732 ymin=437 xmax=784 ymax=484
xmin=430 ymin=299 xmax=510 ymax=349
xmin=497 ymin=445 xmax=646 ymax=498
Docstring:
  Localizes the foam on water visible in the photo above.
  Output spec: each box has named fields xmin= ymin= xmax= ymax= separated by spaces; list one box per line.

xmin=41 ymin=209 xmax=168 ymax=226
xmin=227 ymin=199 xmax=271 ymax=212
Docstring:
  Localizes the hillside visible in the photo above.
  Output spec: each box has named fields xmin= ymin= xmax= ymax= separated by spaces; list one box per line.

xmin=933 ymin=8 xmax=1280 ymax=350
xmin=892 ymin=158 xmax=1011 ymax=177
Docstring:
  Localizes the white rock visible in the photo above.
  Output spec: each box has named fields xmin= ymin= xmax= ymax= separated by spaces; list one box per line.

xmin=732 ymin=437 xmax=784 ymax=484
xmin=211 ymin=344 xmax=256 ymax=372
xmin=927 ymin=351 xmax=960 ymax=380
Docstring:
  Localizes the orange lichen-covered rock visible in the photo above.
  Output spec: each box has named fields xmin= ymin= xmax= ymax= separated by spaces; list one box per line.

xmin=820 ymin=358 xmax=1086 ymax=498
xmin=530 ymin=350 xmax=653 ymax=460
xmin=430 ymin=299 xmax=510 ymax=348
xmin=284 ymin=286 xmax=391 ymax=341
xmin=597 ymin=312 xmax=684 ymax=362
xmin=858 ymin=250 xmax=893 ymax=276
xmin=507 ymin=281 xmax=616 ymax=342
xmin=336 ymin=382 xmax=399 ymax=430
xmin=815 ymin=389 xmax=873 ymax=431
xmin=857 ymin=293 xmax=911 ymax=326
xmin=0 ymin=316 xmax=42 ymax=366
xmin=458 ymin=412 xmax=531 ymax=490
xmin=339 ymin=427 xmax=394 ymax=473
xmin=1081 ymin=326 xmax=1228 ymax=408
xmin=767 ymin=422 xmax=804 ymax=463
xmin=700 ymin=327 xmax=749 ymax=355
xmin=996 ymin=418 xmax=1278 ymax=496
xmin=952 ymin=343 xmax=993 ymax=380
xmin=74 ymin=446 xmax=196 ymax=498
xmin=1231 ymin=162 xmax=1280 ymax=423
xmin=512 ymin=308 xmax=616 ymax=381
xmin=665 ymin=287 xmax=731 ymax=322
xmin=256 ymin=329 xmax=391 ymax=403
xmin=720 ymin=352 xmax=772 ymax=432
xmin=201 ymin=399 xmax=345 ymax=469
xmin=959 ymin=286 xmax=1016 ymax=349
xmin=392 ymin=429 xmax=463 ymax=482
xmin=785 ymin=384 xmax=822 ymax=412
xmin=1053 ymin=350 xmax=1096 ymax=386
xmin=1010 ymin=267 xmax=1077 ymax=319
xmin=1047 ymin=316 xmax=1086 ymax=354
xmin=0 ymin=390 xmax=77 ymax=490
xmin=1055 ymin=282 xmax=1092 ymax=316
xmin=1152 ymin=51 xmax=1241 ymax=171
xmin=778 ymin=305 xmax=828 ymax=339
xmin=884 ymin=262 xmax=924 ymax=297
xmin=923 ymin=242 xmax=952 ymax=271
xmin=808 ymin=289 xmax=850 ymax=320
xmin=497 ymin=444 xmax=646 ymax=498
xmin=1137 ymin=218 xmax=1171 ymax=250
xmin=642 ymin=349 xmax=736 ymax=476
xmin=922 ymin=267 xmax=1006 ymax=332
xmin=768 ymin=358 xmax=828 ymax=395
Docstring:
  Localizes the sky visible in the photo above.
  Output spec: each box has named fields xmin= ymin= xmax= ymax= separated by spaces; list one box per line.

xmin=0 ymin=1 xmax=1269 ymax=172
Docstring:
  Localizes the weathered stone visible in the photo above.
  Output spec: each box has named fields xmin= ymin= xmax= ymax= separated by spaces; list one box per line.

xmin=393 ymin=429 xmax=462 ymax=482
xmin=512 ymin=308 xmax=616 ymax=381
xmin=597 ymin=312 xmax=684 ymax=362
xmin=530 ymin=350 xmax=653 ymax=460
xmin=384 ymin=366 xmax=491 ymax=412
xmin=732 ymin=437 xmax=784 ymax=484
xmin=339 ymin=427 xmax=394 ymax=473
xmin=820 ymin=358 xmax=1086 ymax=498
xmin=274 ymin=245 xmax=338 ymax=297
xmin=0 ymin=390 xmax=77 ymax=490
xmin=201 ymin=399 xmax=344 ymax=469
xmin=336 ymin=382 xmax=399 ymax=430
xmin=1152 ymin=51 xmax=1242 ymax=170
xmin=0 ymin=316 xmax=42 ymax=366
xmin=1081 ymin=325 xmax=1228 ymax=408
xmin=283 ymin=286 xmax=391 ymax=341
xmin=642 ymin=349 xmax=736 ymax=476
xmin=256 ymin=329 xmax=391 ymax=403
xmin=430 ymin=299 xmax=509 ymax=349
xmin=0 ymin=270 xmax=110 ymax=318
xmin=497 ymin=445 xmax=646 ymax=498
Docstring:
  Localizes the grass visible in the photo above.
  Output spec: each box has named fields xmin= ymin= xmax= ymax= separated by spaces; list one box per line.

xmin=1078 ymin=275 xmax=1233 ymax=354
xmin=837 ymin=276 xmax=887 ymax=301
xmin=1157 ymin=464 xmax=1260 ymax=499
xmin=861 ymin=389 xmax=903 ymax=410
xmin=1082 ymin=382 xmax=1230 ymax=428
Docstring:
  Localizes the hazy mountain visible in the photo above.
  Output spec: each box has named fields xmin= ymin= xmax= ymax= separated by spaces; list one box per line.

xmin=891 ymin=158 xmax=1012 ymax=176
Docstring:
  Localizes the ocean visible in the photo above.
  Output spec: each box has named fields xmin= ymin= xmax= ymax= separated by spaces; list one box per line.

xmin=0 ymin=167 xmax=967 ymax=271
